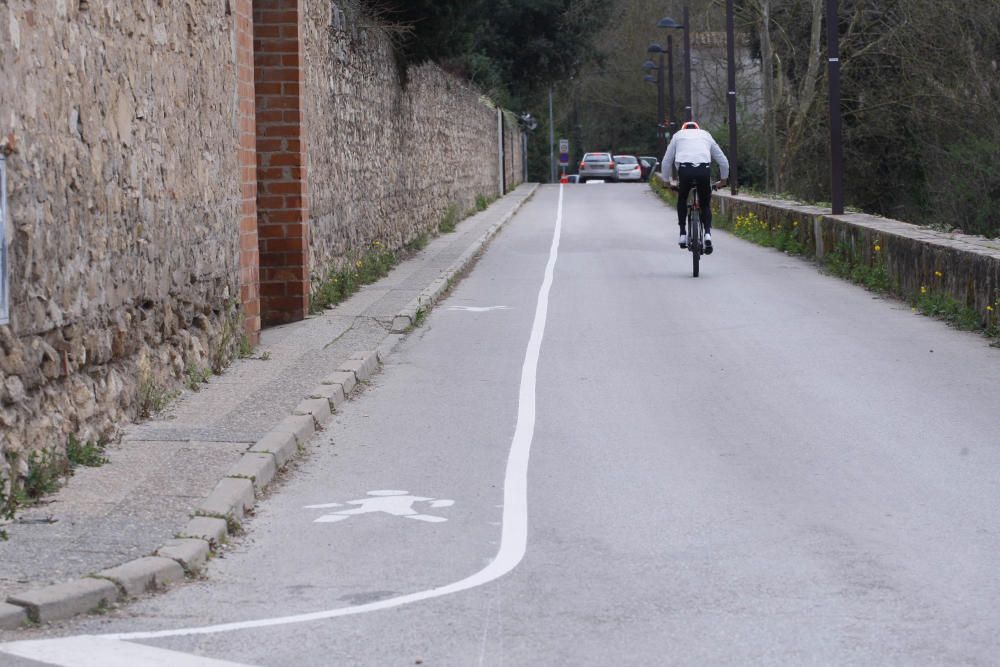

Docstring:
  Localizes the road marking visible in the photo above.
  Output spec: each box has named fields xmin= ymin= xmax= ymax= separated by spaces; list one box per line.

xmin=0 ymin=185 xmax=565 ymax=661
xmin=0 ymin=636 xmax=259 ymax=666
xmin=447 ymin=305 xmax=511 ymax=312
xmin=305 ymin=490 xmax=455 ymax=523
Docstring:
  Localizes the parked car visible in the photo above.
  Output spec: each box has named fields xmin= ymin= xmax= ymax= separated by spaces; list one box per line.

xmin=578 ymin=152 xmax=617 ymax=183
xmin=565 ymin=174 xmax=580 ymax=183
xmin=613 ymin=155 xmax=643 ymax=182
xmin=639 ymin=156 xmax=659 ymax=181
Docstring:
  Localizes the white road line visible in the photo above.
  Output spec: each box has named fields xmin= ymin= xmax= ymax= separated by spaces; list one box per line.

xmin=447 ymin=305 xmax=511 ymax=312
xmin=0 ymin=636 xmax=259 ymax=666
xmin=0 ymin=185 xmax=565 ymax=663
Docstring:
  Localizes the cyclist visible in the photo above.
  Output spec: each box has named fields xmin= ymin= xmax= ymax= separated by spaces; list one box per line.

xmin=661 ymin=121 xmax=729 ymax=254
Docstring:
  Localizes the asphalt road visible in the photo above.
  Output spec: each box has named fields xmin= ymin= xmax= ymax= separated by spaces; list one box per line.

xmin=5 ymin=183 xmax=1000 ymax=666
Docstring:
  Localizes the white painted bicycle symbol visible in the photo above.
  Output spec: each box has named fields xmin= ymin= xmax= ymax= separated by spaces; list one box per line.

xmin=305 ymin=490 xmax=455 ymax=523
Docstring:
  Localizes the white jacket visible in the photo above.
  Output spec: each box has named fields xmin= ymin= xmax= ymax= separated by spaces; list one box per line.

xmin=661 ymin=128 xmax=730 ymax=180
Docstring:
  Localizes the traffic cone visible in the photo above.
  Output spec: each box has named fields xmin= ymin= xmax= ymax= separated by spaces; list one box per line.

xmin=560 ymin=174 xmax=569 ymax=184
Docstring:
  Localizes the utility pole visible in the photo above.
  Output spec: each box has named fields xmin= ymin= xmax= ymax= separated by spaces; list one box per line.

xmin=725 ymin=0 xmax=739 ymax=194
xmin=827 ymin=0 xmax=844 ymax=213
xmin=548 ymin=86 xmax=556 ymax=184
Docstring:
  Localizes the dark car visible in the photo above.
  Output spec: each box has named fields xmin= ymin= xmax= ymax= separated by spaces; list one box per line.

xmin=639 ymin=156 xmax=659 ymax=181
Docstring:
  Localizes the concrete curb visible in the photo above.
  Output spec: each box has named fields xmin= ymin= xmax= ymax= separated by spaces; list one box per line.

xmin=0 ymin=603 xmax=28 ymax=631
xmin=0 ymin=184 xmax=538 ymax=631
xmin=6 ymin=579 xmax=118 ymax=624
xmin=94 ymin=557 xmax=186 ymax=598
xmin=156 ymin=539 xmax=211 ymax=575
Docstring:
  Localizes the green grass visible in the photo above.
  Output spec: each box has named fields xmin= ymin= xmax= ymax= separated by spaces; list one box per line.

xmin=311 ymin=241 xmax=397 ymax=313
xmin=438 ymin=204 xmax=461 ymax=234
xmin=16 ymin=450 xmax=67 ymax=505
xmin=475 ymin=194 xmax=494 ymax=211
xmin=185 ymin=363 xmax=213 ymax=392
xmin=66 ymin=435 xmax=109 ymax=468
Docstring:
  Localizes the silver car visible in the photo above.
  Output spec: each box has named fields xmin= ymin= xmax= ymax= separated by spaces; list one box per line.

xmin=578 ymin=152 xmax=617 ymax=183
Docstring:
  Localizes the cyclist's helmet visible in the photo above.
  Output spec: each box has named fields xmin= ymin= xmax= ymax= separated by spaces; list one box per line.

xmin=681 ymin=121 xmax=700 ymax=130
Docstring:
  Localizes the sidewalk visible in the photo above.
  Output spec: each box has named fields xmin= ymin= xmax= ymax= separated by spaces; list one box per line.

xmin=0 ymin=184 xmax=539 ymax=631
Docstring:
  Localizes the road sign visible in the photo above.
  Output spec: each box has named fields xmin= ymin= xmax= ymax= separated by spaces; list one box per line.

xmin=558 ymin=138 xmax=569 ymax=166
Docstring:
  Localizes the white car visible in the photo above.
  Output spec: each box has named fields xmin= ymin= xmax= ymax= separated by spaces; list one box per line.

xmin=613 ymin=155 xmax=643 ymax=182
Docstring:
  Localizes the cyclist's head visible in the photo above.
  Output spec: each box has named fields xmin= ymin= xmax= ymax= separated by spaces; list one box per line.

xmin=681 ymin=121 xmax=700 ymax=130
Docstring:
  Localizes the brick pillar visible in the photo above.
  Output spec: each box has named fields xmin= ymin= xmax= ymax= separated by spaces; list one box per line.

xmin=253 ymin=0 xmax=309 ymax=325
xmin=235 ymin=0 xmax=261 ymax=344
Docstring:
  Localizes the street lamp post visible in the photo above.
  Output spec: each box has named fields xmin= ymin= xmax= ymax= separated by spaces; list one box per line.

xmin=725 ymin=0 xmax=739 ymax=194
xmin=827 ymin=0 xmax=844 ymax=214
xmin=658 ymin=10 xmax=691 ymax=122
xmin=645 ymin=46 xmax=667 ymax=156
xmin=666 ymin=36 xmax=676 ymax=134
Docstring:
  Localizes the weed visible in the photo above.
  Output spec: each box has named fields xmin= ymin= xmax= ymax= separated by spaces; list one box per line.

xmin=475 ymin=194 xmax=493 ymax=211
xmin=438 ymin=204 xmax=461 ymax=234
xmin=66 ymin=435 xmax=108 ymax=468
xmin=0 ymin=476 xmax=16 ymax=541
xmin=210 ymin=301 xmax=243 ymax=374
xmin=238 ymin=333 xmax=253 ymax=359
xmin=138 ymin=370 xmax=175 ymax=419
xmin=412 ymin=306 xmax=428 ymax=328
xmin=16 ymin=450 xmax=67 ymax=504
xmin=184 ymin=363 xmax=212 ymax=392
xmin=404 ymin=233 xmax=430 ymax=253
xmin=311 ymin=240 xmax=397 ymax=313
xmin=225 ymin=514 xmax=244 ymax=536
xmin=914 ymin=288 xmax=983 ymax=331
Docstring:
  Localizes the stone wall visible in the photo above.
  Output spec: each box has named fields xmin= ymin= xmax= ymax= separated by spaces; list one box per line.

xmin=0 ymin=1 xmax=252 ymax=480
xmin=303 ymin=0 xmax=513 ymax=280
xmin=0 ymin=0 xmax=524 ymax=481
xmin=714 ymin=192 xmax=1000 ymax=325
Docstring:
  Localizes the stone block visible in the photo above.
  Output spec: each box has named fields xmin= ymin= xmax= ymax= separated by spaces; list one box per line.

xmin=197 ymin=477 xmax=255 ymax=518
xmin=7 ymin=578 xmax=119 ymax=623
xmin=391 ymin=305 xmax=418 ymax=333
xmin=309 ymin=383 xmax=347 ymax=410
xmin=0 ymin=602 xmax=28 ymax=630
xmin=273 ymin=414 xmax=315 ymax=445
xmin=156 ymin=539 xmax=210 ymax=574
xmin=376 ymin=334 xmax=404 ymax=363
xmin=95 ymin=556 xmax=185 ymax=598
xmin=293 ymin=398 xmax=333 ymax=428
xmin=321 ymin=370 xmax=356 ymax=395
xmin=179 ymin=516 xmax=229 ymax=546
xmin=226 ymin=452 xmax=277 ymax=493
xmin=248 ymin=430 xmax=298 ymax=467
xmin=345 ymin=350 xmax=379 ymax=381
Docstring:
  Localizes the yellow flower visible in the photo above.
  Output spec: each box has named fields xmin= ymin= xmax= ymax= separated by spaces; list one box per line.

xmin=988 ymin=306 xmax=994 ymax=312
xmin=874 ymin=245 xmax=881 ymax=252
xmin=920 ymin=286 xmax=927 ymax=294
xmin=356 ymin=260 xmax=363 ymax=268
xmin=934 ymin=271 xmax=943 ymax=278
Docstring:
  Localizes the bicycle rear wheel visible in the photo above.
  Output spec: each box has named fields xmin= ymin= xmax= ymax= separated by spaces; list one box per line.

xmin=690 ymin=209 xmax=702 ymax=277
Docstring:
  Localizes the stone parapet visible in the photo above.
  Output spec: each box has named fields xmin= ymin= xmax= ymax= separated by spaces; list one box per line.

xmin=715 ymin=192 xmax=1000 ymax=326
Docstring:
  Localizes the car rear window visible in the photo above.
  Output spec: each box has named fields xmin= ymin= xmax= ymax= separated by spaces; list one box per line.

xmin=584 ymin=155 xmax=611 ymax=161
xmin=614 ymin=156 xmax=638 ymax=164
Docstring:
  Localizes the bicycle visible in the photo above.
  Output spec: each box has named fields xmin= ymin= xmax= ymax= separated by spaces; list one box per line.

xmin=670 ymin=180 xmax=723 ymax=277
